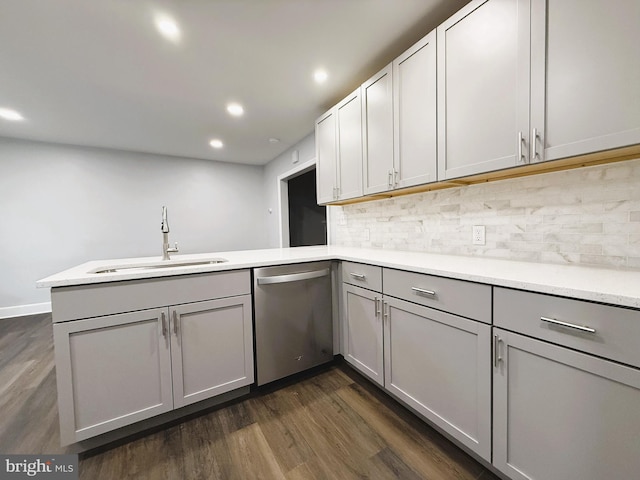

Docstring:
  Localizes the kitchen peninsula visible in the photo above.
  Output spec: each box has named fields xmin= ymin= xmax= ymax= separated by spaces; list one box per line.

xmin=38 ymin=245 xmax=640 ymax=479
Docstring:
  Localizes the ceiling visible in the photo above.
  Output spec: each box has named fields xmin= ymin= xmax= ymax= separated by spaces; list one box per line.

xmin=0 ymin=0 xmax=469 ymax=166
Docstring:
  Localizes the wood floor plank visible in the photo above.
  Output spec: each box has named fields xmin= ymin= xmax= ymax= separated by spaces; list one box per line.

xmin=283 ymin=390 xmax=387 ymax=479
xmin=180 ymin=405 xmax=237 ymax=480
xmin=284 ymin=461 xmax=320 ymax=480
xmin=0 ymin=360 xmax=34 ymax=398
xmin=226 ymin=423 xmax=287 ymax=480
xmin=368 ymin=447 xmax=426 ymax=480
xmin=246 ymin=390 xmax=315 ymax=474
xmin=337 ymin=380 xmax=485 ymax=480
xmin=80 ymin=426 xmax=185 ymax=480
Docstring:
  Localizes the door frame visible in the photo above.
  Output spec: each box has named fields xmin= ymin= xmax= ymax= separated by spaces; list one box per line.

xmin=277 ymin=158 xmax=330 ymax=247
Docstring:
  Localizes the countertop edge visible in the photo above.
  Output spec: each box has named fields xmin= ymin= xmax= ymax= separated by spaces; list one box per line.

xmin=36 ymin=247 xmax=640 ymax=310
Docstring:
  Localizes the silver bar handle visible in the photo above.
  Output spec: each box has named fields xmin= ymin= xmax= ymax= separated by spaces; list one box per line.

xmin=394 ymin=168 xmax=399 ymax=187
xmin=494 ymin=334 xmax=503 ymax=367
xmin=161 ymin=312 xmax=167 ymax=338
xmin=388 ymin=170 xmax=393 ymax=188
xmin=540 ymin=316 xmax=596 ymax=334
xmin=349 ymin=272 xmax=366 ymax=280
xmin=172 ymin=310 xmax=179 ymax=335
xmin=375 ymin=297 xmax=381 ymax=317
xmin=412 ymin=286 xmax=436 ymax=297
xmin=518 ymin=131 xmax=526 ymax=163
xmin=383 ymin=301 xmax=389 ymax=322
xmin=531 ymin=127 xmax=538 ymax=160
xmin=257 ymin=268 xmax=330 ymax=285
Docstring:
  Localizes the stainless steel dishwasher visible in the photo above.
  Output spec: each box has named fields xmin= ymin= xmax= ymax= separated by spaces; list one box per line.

xmin=253 ymin=261 xmax=333 ymax=386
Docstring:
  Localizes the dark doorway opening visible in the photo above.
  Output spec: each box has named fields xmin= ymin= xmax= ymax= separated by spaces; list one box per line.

xmin=288 ymin=169 xmax=327 ymax=246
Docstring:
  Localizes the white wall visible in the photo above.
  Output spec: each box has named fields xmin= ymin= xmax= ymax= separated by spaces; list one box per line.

xmin=1 ymin=137 xmax=267 ymax=312
xmin=332 ymin=158 xmax=640 ymax=269
xmin=262 ymin=132 xmax=316 ymax=247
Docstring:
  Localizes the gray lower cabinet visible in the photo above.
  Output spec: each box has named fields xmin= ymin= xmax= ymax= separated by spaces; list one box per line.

xmin=52 ymin=271 xmax=254 ymax=446
xmin=384 ymin=296 xmax=491 ymax=461
xmin=170 ymin=296 xmax=253 ymax=409
xmin=54 ymin=308 xmax=173 ymax=444
xmin=341 ymin=264 xmax=492 ymax=461
xmin=493 ymin=287 xmax=640 ymax=479
xmin=342 ymin=283 xmax=384 ymax=386
xmin=493 ymin=329 xmax=640 ymax=480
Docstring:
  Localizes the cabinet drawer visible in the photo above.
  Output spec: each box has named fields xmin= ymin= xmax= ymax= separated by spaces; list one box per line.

xmin=494 ymin=287 xmax=640 ymax=369
xmin=342 ymin=261 xmax=382 ymax=292
xmin=383 ymin=269 xmax=491 ymax=323
xmin=52 ymin=270 xmax=251 ymax=322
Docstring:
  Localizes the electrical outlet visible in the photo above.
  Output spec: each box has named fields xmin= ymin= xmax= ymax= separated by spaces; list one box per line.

xmin=363 ymin=228 xmax=370 ymax=241
xmin=472 ymin=225 xmax=486 ymax=245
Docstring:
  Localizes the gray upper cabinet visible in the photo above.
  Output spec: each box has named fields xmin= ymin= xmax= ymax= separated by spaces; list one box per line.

xmin=393 ymin=31 xmax=437 ymax=189
xmin=336 ymin=88 xmax=364 ymax=201
xmin=316 ymin=89 xmax=364 ymax=204
xmin=315 ymin=109 xmax=337 ymax=204
xmin=437 ymin=0 xmax=531 ymax=180
xmin=530 ymin=0 xmax=640 ymax=163
xmin=362 ymin=31 xmax=437 ymax=196
xmin=318 ymin=0 xmax=640 ymax=203
xmin=362 ymin=64 xmax=394 ymax=195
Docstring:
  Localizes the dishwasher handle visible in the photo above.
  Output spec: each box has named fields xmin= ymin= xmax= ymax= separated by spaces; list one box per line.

xmin=256 ymin=268 xmax=330 ymax=285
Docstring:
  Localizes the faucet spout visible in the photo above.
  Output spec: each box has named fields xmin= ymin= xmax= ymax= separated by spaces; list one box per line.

xmin=161 ymin=206 xmax=179 ymax=260
xmin=161 ymin=206 xmax=170 ymax=233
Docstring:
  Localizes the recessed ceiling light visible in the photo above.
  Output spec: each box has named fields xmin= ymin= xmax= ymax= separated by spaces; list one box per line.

xmin=0 ymin=107 xmax=24 ymax=121
xmin=154 ymin=14 xmax=180 ymax=42
xmin=209 ymin=139 xmax=224 ymax=149
xmin=313 ymin=69 xmax=328 ymax=84
xmin=268 ymin=137 xmax=280 ymax=144
xmin=226 ymin=103 xmax=244 ymax=117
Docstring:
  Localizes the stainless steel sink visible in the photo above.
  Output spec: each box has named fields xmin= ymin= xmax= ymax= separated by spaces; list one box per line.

xmin=92 ymin=258 xmax=228 ymax=274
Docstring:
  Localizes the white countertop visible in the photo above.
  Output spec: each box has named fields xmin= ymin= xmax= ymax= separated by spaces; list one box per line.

xmin=37 ymin=246 xmax=640 ymax=309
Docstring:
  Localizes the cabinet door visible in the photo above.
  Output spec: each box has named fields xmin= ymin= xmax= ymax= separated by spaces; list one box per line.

xmin=393 ymin=31 xmax=437 ymax=188
xmin=315 ymin=108 xmax=337 ymax=204
xmin=530 ymin=0 xmax=640 ymax=163
xmin=336 ymin=88 xmax=364 ymax=201
xmin=493 ymin=329 xmax=640 ymax=480
xmin=437 ymin=0 xmax=531 ymax=180
xmin=342 ymin=283 xmax=383 ymax=386
xmin=170 ymin=295 xmax=254 ymax=409
xmin=53 ymin=308 xmax=173 ymax=445
xmin=384 ymin=297 xmax=491 ymax=461
xmin=362 ymin=64 xmax=394 ymax=195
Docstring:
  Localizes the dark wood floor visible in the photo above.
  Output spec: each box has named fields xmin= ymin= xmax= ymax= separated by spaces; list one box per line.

xmin=0 ymin=313 xmax=500 ymax=480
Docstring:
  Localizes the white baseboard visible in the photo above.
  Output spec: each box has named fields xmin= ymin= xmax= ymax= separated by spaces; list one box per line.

xmin=0 ymin=302 xmax=52 ymax=320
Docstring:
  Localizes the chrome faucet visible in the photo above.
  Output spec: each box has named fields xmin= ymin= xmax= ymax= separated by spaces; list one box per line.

xmin=161 ymin=206 xmax=179 ymax=260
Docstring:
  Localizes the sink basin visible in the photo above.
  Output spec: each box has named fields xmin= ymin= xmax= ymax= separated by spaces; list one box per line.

xmin=92 ymin=258 xmax=228 ymax=274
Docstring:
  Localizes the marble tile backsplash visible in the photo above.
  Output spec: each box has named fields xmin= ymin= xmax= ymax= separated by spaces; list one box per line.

xmin=331 ymin=158 xmax=640 ymax=269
